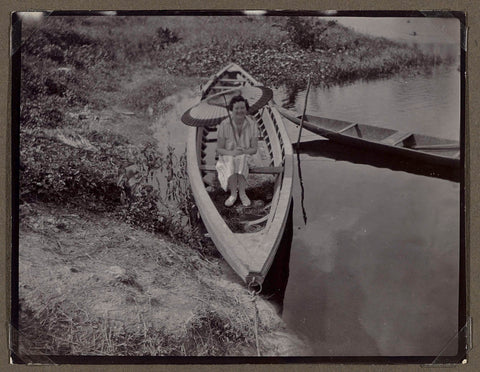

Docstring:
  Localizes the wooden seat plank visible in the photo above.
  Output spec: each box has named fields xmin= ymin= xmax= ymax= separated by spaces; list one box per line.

xmin=337 ymin=123 xmax=358 ymax=134
xmin=211 ymin=86 xmax=242 ymax=90
xmin=199 ymin=164 xmax=283 ymax=174
xmin=383 ymin=132 xmax=413 ymax=146
xmin=218 ymin=78 xmax=247 ymax=82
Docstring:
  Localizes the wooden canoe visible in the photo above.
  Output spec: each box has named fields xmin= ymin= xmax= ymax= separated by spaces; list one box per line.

xmin=276 ymin=107 xmax=460 ymax=168
xmin=186 ymin=63 xmax=294 ymax=285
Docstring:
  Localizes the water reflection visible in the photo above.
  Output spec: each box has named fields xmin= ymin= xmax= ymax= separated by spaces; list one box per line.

xmin=296 ymin=151 xmax=308 ymax=225
xmin=262 ymin=200 xmax=293 ymax=315
xmin=295 ymin=139 xmax=460 ymax=183
xmin=278 ymin=66 xmax=460 ymax=356
xmin=276 ymin=65 xmax=460 ymax=142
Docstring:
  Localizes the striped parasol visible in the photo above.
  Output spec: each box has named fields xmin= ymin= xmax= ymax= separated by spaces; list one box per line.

xmin=181 ymin=85 xmax=273 ymax=127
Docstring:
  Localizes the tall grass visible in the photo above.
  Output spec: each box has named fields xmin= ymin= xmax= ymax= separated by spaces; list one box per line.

xmin=20 ymin=15 xmax=216 ymax=254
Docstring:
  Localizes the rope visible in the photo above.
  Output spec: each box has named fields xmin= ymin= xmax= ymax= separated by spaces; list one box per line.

xmin=249 ymin=290 xmax=261 ymax=356
xmin=248 ymin=278 xmax=262 ymax=356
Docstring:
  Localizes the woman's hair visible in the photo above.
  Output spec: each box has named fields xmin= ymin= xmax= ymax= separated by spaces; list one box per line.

xmin=228 ymin=95 xmax=250 ymax=112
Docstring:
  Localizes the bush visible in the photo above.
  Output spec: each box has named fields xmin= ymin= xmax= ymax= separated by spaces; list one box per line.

xmin=20 ymin=131 xmax=124 ymax=209
xmin=285 ymin=17 xmax=316 ymax=50
xmin=156 ymin=27 xmax=181 ymax=47
xmin=116 ymin=145 xmax=212 ymax=252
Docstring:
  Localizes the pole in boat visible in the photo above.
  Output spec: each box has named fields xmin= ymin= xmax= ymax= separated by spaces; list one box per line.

xmin=296 ymin=75 xmax=312 ymax=147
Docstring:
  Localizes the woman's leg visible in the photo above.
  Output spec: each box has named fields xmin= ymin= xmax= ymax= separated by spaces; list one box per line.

xmin=228 ymin=174 xmax=238 ymax=195
xmin=237 ymin=175 xmax=251 ymax=206
xmin=225 ymin=174 xmax=238 ymax=207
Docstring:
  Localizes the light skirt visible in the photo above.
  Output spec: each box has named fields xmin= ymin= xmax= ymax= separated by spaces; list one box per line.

xmin=216 ymin=154 xmax=251 ymax=191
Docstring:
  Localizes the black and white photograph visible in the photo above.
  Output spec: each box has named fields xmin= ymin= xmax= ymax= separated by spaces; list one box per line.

xmin=11 ymin=10 xmax=465 ymax=364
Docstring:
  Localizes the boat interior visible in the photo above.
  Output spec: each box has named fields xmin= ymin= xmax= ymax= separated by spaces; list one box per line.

xmin=306 ymin=115 xmax=460 ymax=157
xmin=197 ymin=70 xmax=287 ymax=233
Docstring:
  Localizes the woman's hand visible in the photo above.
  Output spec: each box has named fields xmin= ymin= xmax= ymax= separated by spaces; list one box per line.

xmin=216 ymin=148 xmax=243 ymax=156
xmin=217 ymin=147 xmax=253 ymax=156
xmin=233 ymin=147 xmax=245 ymax=156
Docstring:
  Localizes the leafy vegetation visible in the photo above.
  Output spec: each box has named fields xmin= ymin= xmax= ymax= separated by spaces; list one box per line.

xmin=155 ymin=16 xmax=454 ymax=88
xmin=19 ymin=16 xmax=207 ymax=252
xmin=20 ymin=129 xmax=125 ymax=208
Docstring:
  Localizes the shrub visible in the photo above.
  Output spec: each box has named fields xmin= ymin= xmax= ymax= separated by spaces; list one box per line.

xmin=20 ymin=131 xmax=124 ymax=209
xmin=116 ymin=145 xmax=212 ymax=252
xmin=285 ymin=17 xmax=316 ymax=50
xmin=156 ymin=27 xmax=181 ymax=47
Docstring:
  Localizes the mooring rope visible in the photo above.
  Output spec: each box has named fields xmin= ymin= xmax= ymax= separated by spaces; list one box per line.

xmin=248 ymin=278 xmax=262 ymax=356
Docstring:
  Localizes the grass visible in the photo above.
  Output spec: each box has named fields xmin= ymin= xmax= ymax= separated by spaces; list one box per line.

xmin=16 ymin=203 xmax=274 ymax=357
xmin=19 ymin=298 xmax=181 ymax=356
xmin=17 ymin=289 xmax=262 ymax=356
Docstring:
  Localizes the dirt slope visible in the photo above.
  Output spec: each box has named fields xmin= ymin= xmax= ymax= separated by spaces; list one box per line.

xmin=18 ymin=202 xmax=309 ymax=357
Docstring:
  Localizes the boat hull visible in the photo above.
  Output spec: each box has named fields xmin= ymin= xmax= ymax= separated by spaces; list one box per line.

xmin=186 ymin=64 xmax=294 ymax=284
xmin=277 ymin=108 xmax=460 ymax=169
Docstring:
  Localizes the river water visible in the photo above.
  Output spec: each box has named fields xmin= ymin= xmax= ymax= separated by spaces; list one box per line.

xmin=275 ymin=65 xmax=461 ymax=356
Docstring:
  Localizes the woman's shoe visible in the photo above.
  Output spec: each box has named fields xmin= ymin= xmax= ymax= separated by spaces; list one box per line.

xmin=239 ymin=193 xmax=251 ymax=207
xmin=225 ymin=194 xmax=237 ymax=207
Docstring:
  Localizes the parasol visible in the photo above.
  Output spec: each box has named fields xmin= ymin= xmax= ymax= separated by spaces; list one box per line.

xmin=181 ymin=85 xmax=273 ymax=127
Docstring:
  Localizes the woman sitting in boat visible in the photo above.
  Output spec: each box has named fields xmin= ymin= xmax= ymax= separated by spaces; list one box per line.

xmin=216 ymin=95 xmax=258 ymax=207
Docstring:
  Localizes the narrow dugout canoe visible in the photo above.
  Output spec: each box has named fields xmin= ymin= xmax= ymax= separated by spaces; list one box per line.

xmin=186 ymin=63 xmax=294 ymax=285
xmin=276 ymin=107 xmax=460 ymax=169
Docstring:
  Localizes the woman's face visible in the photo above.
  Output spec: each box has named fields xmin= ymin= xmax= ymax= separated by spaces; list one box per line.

xmin=232 ymin=101 xmax=247 ymax=120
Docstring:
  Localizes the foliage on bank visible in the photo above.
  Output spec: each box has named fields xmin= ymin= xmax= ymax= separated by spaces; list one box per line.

xmin=158 ymin=16 xmax=454 ymax=88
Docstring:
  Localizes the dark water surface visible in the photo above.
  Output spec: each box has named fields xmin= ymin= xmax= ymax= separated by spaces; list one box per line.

xmin=276 ymin=66 xmax=461 ymax=356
